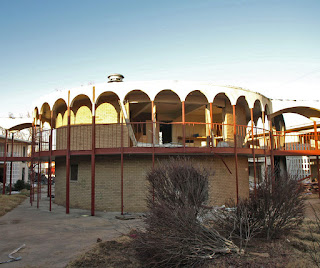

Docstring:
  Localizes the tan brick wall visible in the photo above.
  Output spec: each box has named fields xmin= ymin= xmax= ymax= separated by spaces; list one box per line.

xmin=55 ymin=155 xmax=249 ymax=212
xmin=55 ymin=124 xmax=129 ymax=150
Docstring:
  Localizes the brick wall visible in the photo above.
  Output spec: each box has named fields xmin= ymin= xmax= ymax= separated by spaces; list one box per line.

xmin=55 ymin=124 xmax=129 ymax=150
xmin=55 ymin=155 xmax=249 ymax=212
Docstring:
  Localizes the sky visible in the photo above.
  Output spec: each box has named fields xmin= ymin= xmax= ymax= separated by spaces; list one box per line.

xmin=0 ymin=0 xmax=319 ymax=127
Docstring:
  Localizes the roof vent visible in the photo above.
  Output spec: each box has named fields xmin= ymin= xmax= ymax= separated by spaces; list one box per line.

xmin=108 ymin=73 xmax=124 ymax=83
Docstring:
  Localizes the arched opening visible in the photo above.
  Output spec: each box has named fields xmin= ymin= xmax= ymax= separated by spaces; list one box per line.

xmin=71 ymin=94 xmax=92 ymax=125
xmin=124 ymin=90 xmax=151 ymax=144
xmin=96 ymin=91 xmax=121 ymax=124
xmin=236 ymin=96 xmax=251 ymax=148
xmin=40 ymin=103 xmax=51 ymax=126
xmin=185 ymin=90 xmax=209 ymax=147
xmin=252 ymin=100 xmax=262 ymax=126
xmin=154 ymin=90 xmax=182 ymax=145
xmin=52 ymin=99 xmax=68 ymax=150
xmin=52 ymin=99 xmax=68 ymax=128
xmin=212 ymin=93 xmax=232 ymax=146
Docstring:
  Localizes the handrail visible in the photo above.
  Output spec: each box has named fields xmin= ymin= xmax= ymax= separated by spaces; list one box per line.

xmin=33 ymin=122 xmax=318 ymax=153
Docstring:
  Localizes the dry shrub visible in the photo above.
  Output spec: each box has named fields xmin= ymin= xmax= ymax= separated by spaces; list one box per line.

xmin=134 ymin=158 xmax=238 ymax=268
xmin=214 ymin=172 xmax=305 ymax=245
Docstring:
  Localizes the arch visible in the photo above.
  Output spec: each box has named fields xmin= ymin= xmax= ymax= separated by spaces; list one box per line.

xmin=154 ymin=90 xmax=182 ymax=122
xmin=124 ymin=90 xmax=151 ymax=103
xmin=154 ymin=89 xmax=181 ymax=103
xmin=124 ymin=90 xmax=151 ymax=122
xmin=265 ymin=104 xmax=271 ymax=116
xmin=70 ymin=94 xmax=92 ymax=125
xmin=212 ymin=93 xmax=231 ymax=124
xmin=70 ymin=94 xmax=92 ymax=114
xmin=40 ymin=102 xmax=51 ymax=126
xmin=184 ymin=91 xmax=209 ymax=145
xmin=52 ymin=98 xmax=67 ymax=118
xmin=236 ymin=96 xmax=251 ymax=125
xmin=154 ymin=90 xmax=182 ymax=145
xmin=96 ymin=91 xmax=121 ymax=108
xmin=52 ymin=98 xmax=68 ymax=128
xmin=185 ymin=90 xmax=208 ymax=104
xmin=252 ymin=99 xmax=263 ymax=125
xmin=96 ymin=91 xmax=121 ymax=124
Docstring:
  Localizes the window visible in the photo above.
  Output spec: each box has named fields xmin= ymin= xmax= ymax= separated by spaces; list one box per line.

xmin=71 ymin=164 xmax=78 ymax=181
xmin=23 ymin=147 xmax=26 ymax=157
xmin=22 ymin=167 xmax=25 ymax=181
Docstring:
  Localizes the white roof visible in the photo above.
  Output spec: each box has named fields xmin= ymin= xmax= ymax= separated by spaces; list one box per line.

xmin=32 ymin=80 xmax=273 ymax=112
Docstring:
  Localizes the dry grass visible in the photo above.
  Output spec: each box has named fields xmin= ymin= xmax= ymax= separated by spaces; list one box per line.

xmin=67 ymin=235 xmax=140 ymax=268
xmin=0 ymin=194 xmax=27 ymax=217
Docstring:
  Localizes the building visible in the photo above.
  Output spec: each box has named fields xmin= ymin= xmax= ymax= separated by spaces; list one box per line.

xmin=32 ymin=74 xmax=277 ymax=215
xmin=0 ymin=133 xmax=31 ymax=187
xmin=1 ymin=74 xmax=317 ymax=215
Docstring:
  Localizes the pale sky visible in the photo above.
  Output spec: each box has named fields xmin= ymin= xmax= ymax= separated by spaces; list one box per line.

xmin=0 ymin=0 xmax=319 ymax=127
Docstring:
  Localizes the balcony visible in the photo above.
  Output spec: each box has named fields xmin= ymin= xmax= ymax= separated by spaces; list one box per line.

xmin=33 ymin=122 xmax=320 ymax=156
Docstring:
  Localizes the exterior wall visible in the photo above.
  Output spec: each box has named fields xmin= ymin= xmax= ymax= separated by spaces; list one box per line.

xmin=55 ymin=124 xmax=129 ymax=150
xmin=54 ymin=154 xmax=249 ymax=212
xmin=6 ymin=162 xmax=28 ymax=184
xmin=0 ymin=140 xmax=29 ymax=185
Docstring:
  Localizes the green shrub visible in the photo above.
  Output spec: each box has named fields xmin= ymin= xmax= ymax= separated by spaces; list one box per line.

xmin=13 ymin=180 xmax=30 ymax=191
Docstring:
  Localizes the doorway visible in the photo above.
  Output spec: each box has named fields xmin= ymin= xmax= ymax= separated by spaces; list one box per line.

xmin=160 ymin=121 xmax=172 ymax=144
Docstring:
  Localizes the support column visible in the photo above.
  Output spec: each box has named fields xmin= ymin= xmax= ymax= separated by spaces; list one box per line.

xmin=182 ymin=101 xmax=186 ymax=150
xmin=151 ymin=101 xmax=155 ymax=202
xmin=2 ymin=130 xmax=7 ymax=195
xmin=210 ymin=102 xmax=213 ymax=149
xmin=121 ymin=111 xmax=124 ymax=215
xmin=32 ymin=123 xmax=36 ymax=202
xmin=49 ymin=112 xmax=53 ymax=211
xmin=314 ymin=121 xmax=320 ymax=199
xmin=9 ymin=132 xmax=14 ymax=195
xmin=37 ymin=120 xmax=42 ymax=208
xmin=250 ymin=108 xmax=257 ymax=197
xmin=30 ymin=124 xmax=34 ymax=205
xmin=262 ymin=111 xmax=268 ymax=175
xmin=317 ymin=156 xmax=320 ymax=199
xmin=314 ymin=121 xmax=318 ymax=151
xmin=91 ymin=87 xmax=96 ymax=216
xmin=269 ymin=120 xmax=275 ymax=188
xmin=232 ymin=105 xmax=239 ymax=203
xmin=66 ymin=90 xmax=71 ymax=214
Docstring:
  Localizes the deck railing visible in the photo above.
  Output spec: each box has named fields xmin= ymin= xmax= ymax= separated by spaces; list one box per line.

xmin=34 ymin=122 xmax=319 ymax=153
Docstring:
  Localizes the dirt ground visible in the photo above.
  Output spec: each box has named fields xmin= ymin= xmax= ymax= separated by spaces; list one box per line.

xmin=303 ymin=194 xmax=320 ymax=220
xmin=67 ymin=194 xmax=320 ymax=268
xmin=1 ymin=191 xmax=320 ymax=268
xmin=0 ymin=187 xmax=143 ymax=268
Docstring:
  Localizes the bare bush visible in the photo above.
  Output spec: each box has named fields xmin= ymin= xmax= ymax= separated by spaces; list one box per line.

xmin=214 ymin=172 xmax=305 ymax=244
xmin=134 ymin=158 xmax=239 ymax=267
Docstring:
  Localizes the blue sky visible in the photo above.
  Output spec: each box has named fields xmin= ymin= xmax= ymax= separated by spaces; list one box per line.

xmin=0 ymin=0 xmax=319 ymax=125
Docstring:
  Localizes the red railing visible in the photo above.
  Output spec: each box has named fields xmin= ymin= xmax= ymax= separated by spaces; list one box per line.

xmin=35 ymin=122 xmax=319 ymax=153
xmin=273 ymin=130 xmax=317 ymax=151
